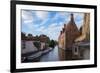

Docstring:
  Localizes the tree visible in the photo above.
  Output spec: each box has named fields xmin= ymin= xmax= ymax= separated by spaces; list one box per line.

xmin=46 ymin=37 xmax=50 ymax=43
xmin=21 ymin=32 xmax=26 ymax=39
xmin=33 ymin=41 xmax=41 ymax=50
xmin=49 ymin=40 xmax=56 ymax=48
xmin=54 ymin=40 xmax=58 ymax=45
xmin=28 ymin=33 xmax=33 ymax=37
xmin=35 ymin=35 xmax=40 ymax=41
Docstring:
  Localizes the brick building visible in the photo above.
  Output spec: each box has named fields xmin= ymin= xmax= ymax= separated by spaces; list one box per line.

xmin=58 ymin=13 xmax=90 ymax=60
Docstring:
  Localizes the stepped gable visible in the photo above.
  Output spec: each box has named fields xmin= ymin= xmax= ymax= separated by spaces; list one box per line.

xmin=64 ymin=13 xmax=80 ymax=49
xmin=65 ymin=14 xmax=79 ymax=33
xmin=58 ymin=13 xmax=80 ymax=49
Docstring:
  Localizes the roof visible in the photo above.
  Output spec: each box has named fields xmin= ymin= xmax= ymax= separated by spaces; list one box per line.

xmin=65 ymin=14 xmax=79 ymax=32
xmin=74 ymin=42 xmax=90 ymax=47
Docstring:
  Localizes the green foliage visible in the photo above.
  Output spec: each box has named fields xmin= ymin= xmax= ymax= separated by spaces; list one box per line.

xmin=28 ymin=33 xmax=33 ymax=37
xmin=35 ymin=35 xmax=40 ymax=41
xmin=49 ymin=40 xmax=56 ymax=48
xmin=21 ymin=32 xmax=26 ymax=39
xmin=33 ymin=41 xmax=41 ymax=50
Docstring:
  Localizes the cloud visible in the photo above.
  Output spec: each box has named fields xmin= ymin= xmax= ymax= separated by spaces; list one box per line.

xmin=74 ymin=13 xmax=84 ymax=21
xmin=39 ymin=23 xmax=64 ymax=40
xmin=48 ymin=23 xmax=58 ymax=28
xmin=33 ymin=22 xmax=62 ymax=40
xmin=51 ymin=12 xmax=70 ymax=25
xmin=73 ymin=13 xmax=84 ymax=29
xmin=35 ymin=11 xmax=48 ymax=20
xmin=39 ymin=18 xmax=49 ymax=25
xmin=48 ymin=25 xmax=63 ymax=40
xmin=21 ymin=10 xmax=84 ymax=41
xmin=23 ymin=20 xmax=33 ymax=24
xmin=36 ymin=26 xmax=45 ymax=32
xmin=22 ymin=10 xmax=34 ymax=24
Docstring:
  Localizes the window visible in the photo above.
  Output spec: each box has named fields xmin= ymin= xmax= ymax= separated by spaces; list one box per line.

xmin=73 ymin=46 xmax=79 ymax=55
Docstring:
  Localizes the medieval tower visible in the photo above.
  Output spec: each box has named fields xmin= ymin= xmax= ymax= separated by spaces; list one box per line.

xmin=58 ymin=13 xmax=90 ymax=60
xmin=58 ymin=14 xmax=80 ymax=60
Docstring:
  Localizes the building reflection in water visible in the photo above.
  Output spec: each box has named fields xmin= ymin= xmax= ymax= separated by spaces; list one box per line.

xmin=58 ymin=13 xmax=90 ymax=60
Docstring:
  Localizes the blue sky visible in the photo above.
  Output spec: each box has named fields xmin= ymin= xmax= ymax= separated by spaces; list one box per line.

xmin=21 ymin=10 xmax=84 ymax=41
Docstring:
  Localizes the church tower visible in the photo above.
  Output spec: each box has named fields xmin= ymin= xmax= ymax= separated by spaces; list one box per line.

xmin=58 ymin=13 xmax=80 ymax=60
xmin=65 ymin=14 xmax=80 ymax=49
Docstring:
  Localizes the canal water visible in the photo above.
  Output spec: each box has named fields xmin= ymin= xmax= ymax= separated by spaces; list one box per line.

xmin=40 ymin=46 xmax=60 ymax=62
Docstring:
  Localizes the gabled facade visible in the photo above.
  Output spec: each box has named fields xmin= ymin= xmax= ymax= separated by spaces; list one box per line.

xmin=58 ymin=13 xmax=90 ymax=60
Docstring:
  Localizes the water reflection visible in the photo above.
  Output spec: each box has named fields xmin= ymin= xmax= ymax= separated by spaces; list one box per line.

xmin=40 ymin=46 xmax=60 ymax=62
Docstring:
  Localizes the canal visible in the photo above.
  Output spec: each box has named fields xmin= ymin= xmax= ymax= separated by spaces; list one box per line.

xmin=40 ymin=46 xmax=60 ymax=62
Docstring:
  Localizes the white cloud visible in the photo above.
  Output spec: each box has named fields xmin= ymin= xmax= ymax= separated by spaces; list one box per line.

xmin=59 ymin=12 xmax=70 ymax=18
xmin=39 ymin=23 xmax=64 ymax=41
xmin=39 ymin=18 xmax=49 ymax=25
xmin=35 ymin=11 xmax=48 ymax=20
xmin=22 ymin=10 xmax=34 ymax=28
xmin=22 ymin=10 xmax=39 ymax=31
xmin=33 ymin=24 xmax=39 ymax=27
xmin=22 ymin=10 xmax=34 ymax=24
xmin=48 ymin=23 xmax=58 ymax=28
xmin=22 ymin=10 xmax=84 ymax=41
xmin=73 ymin=13 xmax=84 ymax=29
xmin=52 ymin=12 xmax=70 ymax=24
xmin=74 ymin=13 xmax=84 ymax=19
xmin=36 ymin=26 xmax=45 ymax=32
xmin=23 ymin=20 xmax=33 ymax=24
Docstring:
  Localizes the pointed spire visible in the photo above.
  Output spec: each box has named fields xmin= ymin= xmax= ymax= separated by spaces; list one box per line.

xmin=70 ymin=13 xmax=74 ymax=22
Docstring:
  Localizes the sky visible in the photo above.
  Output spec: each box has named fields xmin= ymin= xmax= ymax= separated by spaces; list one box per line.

xmin=21 ymin=10 xmax=84 ymax=41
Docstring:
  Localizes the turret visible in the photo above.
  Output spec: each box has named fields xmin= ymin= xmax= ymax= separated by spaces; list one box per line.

xmin=70 ymin=13 xmax=74 ymax=22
